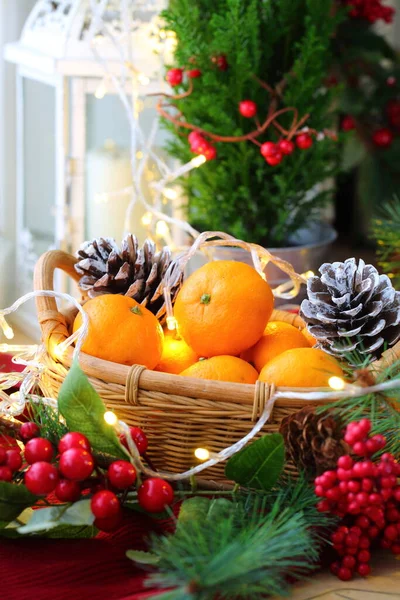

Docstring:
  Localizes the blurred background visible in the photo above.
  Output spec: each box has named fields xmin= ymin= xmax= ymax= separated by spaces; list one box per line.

xmin=0 ymin=0 xmax=399 ymax=339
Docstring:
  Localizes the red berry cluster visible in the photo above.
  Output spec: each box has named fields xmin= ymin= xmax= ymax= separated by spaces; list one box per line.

xmin=343 ymin=0 xmax=395 ymax=23
xmin=260 ymin=133 xmax=312 ymax=167
xmin=166 ymin=67 xmax=202 ymax=87
xmin=3 ymin=421 xmax=175 ymax=533
xmin=314 ymin=419 xmax=400 ymax=581
xmin=188 ymin=131 xmax=217 ymax=161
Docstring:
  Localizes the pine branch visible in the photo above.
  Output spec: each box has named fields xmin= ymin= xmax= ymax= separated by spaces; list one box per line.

xmin=139 ymin=478 xmax=330 ymax=600
xmin=371 ymin=198 xmax=400 ymax=288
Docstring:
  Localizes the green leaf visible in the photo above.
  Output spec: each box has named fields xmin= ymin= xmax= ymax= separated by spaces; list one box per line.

xmin=0 ymin=482 xmax=37 ymax=522
xmin=58 ymin=360 xmax=125 ymax=458
xmin=225 ymin=433 xmax=285 ymax=490
xmin=126 ymin=549 xmax=160 ymax=566
xmin=17 ymin=499 xmax=95 ymax=534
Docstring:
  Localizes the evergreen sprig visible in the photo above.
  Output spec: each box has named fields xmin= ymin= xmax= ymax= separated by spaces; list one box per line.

xmin=141 ymin=478 xmax=329 ymax=600
xmin=371 ymin=199 xmax=400 ymax=288
xmin=319 ymin=357 xmax=400 ymax=457
xmin=161 ymin=0 xmax=342 ymax=246
xmin=29 ymin=399 xmax=68 ymax=446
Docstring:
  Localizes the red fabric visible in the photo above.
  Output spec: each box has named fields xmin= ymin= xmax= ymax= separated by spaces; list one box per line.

xmin=0 ymin=511 xmax=169 ymax=600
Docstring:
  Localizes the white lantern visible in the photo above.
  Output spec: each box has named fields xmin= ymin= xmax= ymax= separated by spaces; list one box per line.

xmin=4 ymin=0 xmax=174 ymax=334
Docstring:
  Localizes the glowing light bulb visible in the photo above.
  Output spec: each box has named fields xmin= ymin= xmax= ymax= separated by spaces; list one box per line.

xmin=138 ymin=74 xmax=150 ymax=85
xmin=303 ymin=270 xmax=315 ymax=279
xmin=94 ymin=79 xmax=107 ymax=99
xmin=104 ymin=411 xmax=118 ymax=426
xmin=194 ymin=448 xmax=210 ymax=461
xmin=166 ymin=316 xmax=177 ymax=331
xmin=0 ymin=316 xmax=14 ymax=340
xmin=141 ymin=211 xmax=153 ymax=227
xmin=328 ymin=376 xmax=346 ymax=391
xmin=136 ymin=150 xmax=144 ymax=160
xmin=156 ymin=220 xmax=169 ymax=237
xmin=162 ymin=187 xmax=178 ymax=201
xmin=191 ymin=155 xmax=207 ymax=168
xmin=53 ymin=344 xmax=64 ymax=359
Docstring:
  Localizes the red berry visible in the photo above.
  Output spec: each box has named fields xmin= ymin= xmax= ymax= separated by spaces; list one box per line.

xmin=338 ymin=455 xmax=353 ymax=470
xmin=296 ymin=133 xmax=313 ymax=150
xmin=356 ymin=492 xmax=369 ymax=506
xmin=381 ymin=475 xmax=397 ymax=489
xmin=239 ymin=100 xmax=257 ymax=118
xmin=358 ymin=419 xmax=371 ymax=434
xmin=24 ymin=438 xmax=54 ymax=464
xmin=315 ymin=485 xmax=325 ymax=497
xmin=359 ymin=535 xmax=371 ymax=549
xmin=358 ymin=550 xmax=370 ymax=563
xmin=330 ymin=561 xmax=340 ymax=575
xmin=260 ymin=142 xmax=277 ymax=157
xmin=338 ymin=468 xmax=353 ymax=481
xmin=0 ymin=466 xmax=12 ymax=481
xmin=348 ymin=502 xmax=361 ymax=514
xmin=339 ymin=481 xmax=349 ymax=494
xmin=353 ymin=441 xmax=367 ymax=456
xmin=215 ymin=55 xmax=228 ymax=71
xmin=384 ymin=525 xmax=398 ymax=541
xmin=372 ymin=128 xmax=393 ymax=148
xmin=277 ymin=139 xmax=295 ymax=155
xmin=391 ymin=544 xmax=400 ymax=555
xmin=94 ymin=508 xmax=122 ymax=532
xmin=91 ymin=490 xmax=120 ymax=519
xmin=25 ymin=462 xmax=59 ymax=495
xmin=265 ymin=151 xmax=283 ymax=166
xmin=356 ymin=515 xmax=370 ymax=529
xmin=369 ymin=493 xmax=382 ymax=505
xmin=58 ymin=432 xmax=91 ymax=454
xmin=361 ymin=478 xmax=374 ymax=492
xmin=357 ymin=563 xmax=371 ymax=577
xmin=166 ymin=68 xmax=183 ymax=87
xmin=59 ymin=448 xmax=94 ymax=481
xmin=342 ymin=555 xmax=356 ymax=569
xmin=387 ymin=99 xmax=400 ymax=127
xmin=20 ymin=422 xmax=40 ymax=441
xmin=350 ymin=526 xmax=362 ymax=537
xmin=341 ymin=115 xmax=356 ymax=131
xmin=187 ymin=69 xmax=202 ymax=79
xmin=0 ymin=447 xmax=6 ymax=465
xmin=332 ymin=531 xmax=345 ymax=544
xmin=348 ymin=480 xmax=360 ymax=493
xmin=386 ymin=508 xmax=400 ymax=522
xmin=338 ymin=567 xmax=353 ymax=581
xmin=326 ymin=487 xmax=341 ymax=502
xmin=137 ymin=478 xmax=174 ymax=513
xmin=317 ymin=499 xmax=331 ymax=512
xmin=55 ymin=479 xmax=81 ymax=503
xmin=368 ymin=526 xmax=379 ymax=538
xmin=123 ymin=427 xmax=148 ymax=455
xmin=371 ymin=434 xmax=386 ymax=449
xmin=5 ymin=449 xmax=22 ymax=473
xmin=387 ymin=76 xmax=397 ymax=87
xmin=188 ymin=131 xmax=203 ymax=145
xmin=203 ymin=144 xmax=217 ymax=161
xmin=108 ymin=460 xmax=136 ymax=490
xmin=346 ymin=533 xmax=360 ymax=547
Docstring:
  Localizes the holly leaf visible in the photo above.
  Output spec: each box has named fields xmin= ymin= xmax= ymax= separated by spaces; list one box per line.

xmin=0 ymin=482 xmax=37 ymax=522
xmin=225 ymin=433 xmax=285 ymax=490
xmin=17 ymin=499 xmax=95 ymax=534
xmin=58 ymin=360 xmax=125 ymax=458
xmin=126 ymin=549 xmax=160 ymax=566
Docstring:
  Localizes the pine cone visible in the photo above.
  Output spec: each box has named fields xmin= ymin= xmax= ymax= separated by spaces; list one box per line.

xmin=74 ymin=235 xmax=183 ymax=324
xmin=279 ymin=407 xmax=347 ymax=476
xmin=300 ymin=258 xmax=400 ymax=363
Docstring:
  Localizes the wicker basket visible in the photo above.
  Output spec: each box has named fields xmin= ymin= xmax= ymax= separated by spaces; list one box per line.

xmin=34 ymin=249 xmax=397 ymax=480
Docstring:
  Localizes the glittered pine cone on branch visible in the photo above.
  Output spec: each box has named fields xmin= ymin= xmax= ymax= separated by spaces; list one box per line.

xmin=300 ymin=258 xmax=400 ymax=364
xmin=75 ymin=235 xmax=183 ymax=324
xmin=279 ymin=407 xmax=347 ymax=476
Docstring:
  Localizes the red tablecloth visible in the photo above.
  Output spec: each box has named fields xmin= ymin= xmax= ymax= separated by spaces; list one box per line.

xmin=0 ymin=512 xmax=167 ymax=600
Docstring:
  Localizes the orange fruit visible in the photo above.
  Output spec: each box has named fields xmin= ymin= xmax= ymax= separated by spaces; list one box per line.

xmin=258 ymin=348 xmax=344 ymax=388
xmin=240 ymin=321 xmax=311 ymax=372
xmin=155 ymin=333 xmax=198 ymax=374
xmin=174 ymin=261 xmax=274 ymax=357
xmin=180 ymin=355 xmax=258 ymax=384
xmin=73 ymin=295 xmax=163 ymax=368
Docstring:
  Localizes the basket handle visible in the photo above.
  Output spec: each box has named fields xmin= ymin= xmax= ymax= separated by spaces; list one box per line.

xmin=34 ymin=250 xmax=81 ymax=349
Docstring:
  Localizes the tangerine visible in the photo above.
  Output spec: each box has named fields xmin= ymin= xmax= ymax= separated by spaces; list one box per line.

xmin=73 ymin=295 xmax=163 ymax=368
xmin=258 ymin=347 xmax=344 ymax=388
xmin=155 ymin=332 xmax=198 ymax=374
xmin=181 ymin=355 xmax=258 ymax=384
xmin=241 ymin=321 xmax=310 ymax=372
xmin=173 ymin=261 xmax=274 ymax=357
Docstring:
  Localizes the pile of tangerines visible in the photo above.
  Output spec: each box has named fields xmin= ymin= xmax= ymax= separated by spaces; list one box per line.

xmin=73 ymin=261 xmax=344 ymax=387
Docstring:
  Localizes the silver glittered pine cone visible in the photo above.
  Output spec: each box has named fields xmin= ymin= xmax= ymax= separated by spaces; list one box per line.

xmin=74 ymin=234 xmax=183 ymax=324
xmin=300 ymin=258 xmax=400 ymax=363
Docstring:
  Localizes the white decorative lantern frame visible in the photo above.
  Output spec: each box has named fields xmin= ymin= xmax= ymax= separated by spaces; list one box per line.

xmin=5 ymin=0 xmax=172 ymax=334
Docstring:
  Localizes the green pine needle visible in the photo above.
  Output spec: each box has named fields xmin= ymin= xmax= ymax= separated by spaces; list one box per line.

xmin=143 ymin=478 xmax=330 ymax=600
xmin=28 ymin=399 xmax=68 ymax=445
xmin=371 ymin=199 xmax=400 ymax=288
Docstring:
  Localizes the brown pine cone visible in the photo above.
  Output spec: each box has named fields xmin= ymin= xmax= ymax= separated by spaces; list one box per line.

xmin=279 ymin=406 xmax=348 ymax=476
